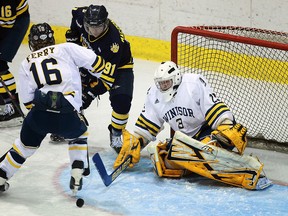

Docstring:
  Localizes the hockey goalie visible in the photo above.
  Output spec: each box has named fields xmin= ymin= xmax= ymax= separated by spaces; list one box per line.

xmin=114 ymin=61 xmax=272 ymax=190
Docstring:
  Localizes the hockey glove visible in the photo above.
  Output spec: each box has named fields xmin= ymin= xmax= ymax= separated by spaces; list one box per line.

xmin=212 ymin=123 xmax=247 ymax=154
xmin=114 ymin=130 xmax=143 ymax=168
xmin=65 ymin=29 xmax=81 ymax=44
xmin=79 ymin=68 xmax=96 ymax=88
xmin=82 ymin=87 xmax=99 ymax=110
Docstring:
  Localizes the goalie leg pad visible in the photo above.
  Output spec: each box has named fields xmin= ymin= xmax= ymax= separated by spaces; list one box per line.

xmin=168 ymin=131 xmax=269 ymax=190
xmin=147 ymin=142 xmax=185 ymax=178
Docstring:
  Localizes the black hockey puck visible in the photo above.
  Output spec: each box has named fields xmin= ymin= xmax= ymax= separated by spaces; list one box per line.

xmin=76 ymin=198 xmax=84 ymax=208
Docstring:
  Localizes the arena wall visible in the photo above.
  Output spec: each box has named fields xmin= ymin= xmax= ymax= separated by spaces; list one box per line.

xmin=26 ymin=0 xmax=288 ymax=61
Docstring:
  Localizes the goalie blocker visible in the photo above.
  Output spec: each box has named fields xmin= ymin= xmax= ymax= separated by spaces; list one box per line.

xmin=155 ymin=131 xmax=272 ymax=190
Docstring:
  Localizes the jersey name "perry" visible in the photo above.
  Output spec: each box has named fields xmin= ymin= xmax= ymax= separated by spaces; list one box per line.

xmin=163 ymin=106 xmax=195 ymax=122
xmin=26 ymin=47 xmax=55 ymax=63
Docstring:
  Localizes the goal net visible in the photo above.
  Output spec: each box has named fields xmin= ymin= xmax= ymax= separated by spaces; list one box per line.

xmin=171 ymin=26 xmax=288 ymax=144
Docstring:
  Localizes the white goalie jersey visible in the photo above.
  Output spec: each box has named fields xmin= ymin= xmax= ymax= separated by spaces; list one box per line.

xmin=18 ymin=43 xmax=101 ymax=112
xmin=135 ymin=73 xmax=234 ymax=141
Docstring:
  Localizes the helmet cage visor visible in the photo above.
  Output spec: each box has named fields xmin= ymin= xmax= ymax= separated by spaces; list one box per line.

xmin=84 ymin=20 xmax=108 ymax=37
xmin=155 ymin=76 xmax=174 ymax=92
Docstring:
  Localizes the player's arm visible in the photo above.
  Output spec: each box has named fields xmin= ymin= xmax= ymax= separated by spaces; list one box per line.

xmin=198 ymin=75 xmax=247 ymax=154
xmin=81 ymin=76 xmax=108 ymax=109
xmin=82 ymin=39 xmax=131 ymax=109
xmin=16 ymin=0 xmax=29 ymax=17
xmin=17 ymin=62 xmax=35 ymax=110
xmin=0 ymin=1 xmax=30 ymax=64
xmin=65 ymin=7 xmax=85 ymax=44
xmin=114 ymin=93 xmax=164 ymax=168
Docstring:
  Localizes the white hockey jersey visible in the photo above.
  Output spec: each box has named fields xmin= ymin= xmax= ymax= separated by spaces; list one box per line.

xmin=18 ymin=43 xmax=101 ymax=112
xmin=135 ymin=73 xmax=234 ymax=141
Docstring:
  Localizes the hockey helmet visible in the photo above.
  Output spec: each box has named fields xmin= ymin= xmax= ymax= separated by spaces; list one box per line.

xmin=28 ymin=23 xmax=55 ymax=51
xmin=154 ymin=61 xmax=182 ymax=102
xmin=84 ymin=5 xmax=109 ymax=37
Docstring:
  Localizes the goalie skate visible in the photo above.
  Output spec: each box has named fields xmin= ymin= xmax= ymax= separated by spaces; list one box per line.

xmin=255 ymin=175 xmax=272 ymax=190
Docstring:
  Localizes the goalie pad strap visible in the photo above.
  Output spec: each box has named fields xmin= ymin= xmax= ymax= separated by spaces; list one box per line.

xmin=149 ymin=142 xmax=184 ymax=178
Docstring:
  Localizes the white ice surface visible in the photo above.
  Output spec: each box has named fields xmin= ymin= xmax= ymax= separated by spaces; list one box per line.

xmin=0 ymin=45 xmax=287 ymax=216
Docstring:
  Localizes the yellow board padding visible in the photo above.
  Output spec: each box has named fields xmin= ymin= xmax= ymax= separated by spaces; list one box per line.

xmin=22 ymin=24 xmax=287 ymax=84
xmin=178 ymin=44 xmax=288 ymax=84
xmin=22 ymin=24 xmax=171 ymax=62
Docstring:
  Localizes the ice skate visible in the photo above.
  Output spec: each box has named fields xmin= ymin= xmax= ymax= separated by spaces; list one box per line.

xmin=70 ymin=160 xmax=84 ymax=195
xmin=108 ymin=124 xmax=122 ymax=153
xmin=0 ymin=103 xmax=23 ymax=128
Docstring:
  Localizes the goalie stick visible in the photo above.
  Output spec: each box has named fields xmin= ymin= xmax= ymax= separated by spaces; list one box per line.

xmin=92 ymin=153 xmax=132 ymax=186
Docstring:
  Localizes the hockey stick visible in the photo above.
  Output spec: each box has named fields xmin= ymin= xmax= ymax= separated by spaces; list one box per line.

xmin=92 ymin=153 xmax=132 ymax=186
xmin=0 ymin=76 xmax=25 ymax=118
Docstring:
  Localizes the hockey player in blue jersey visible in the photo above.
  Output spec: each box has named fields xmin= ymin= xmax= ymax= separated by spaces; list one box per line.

xmin=0 ymin=0 xmax=30 ymax=125
xmin=53 ymin=5 xmax=134 ymax=153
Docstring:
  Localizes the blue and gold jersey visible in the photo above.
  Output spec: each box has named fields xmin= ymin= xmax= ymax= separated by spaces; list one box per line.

xmin=0 ymin=0 xmax=29 ymax=29
xmin=69 ymin=7 xmax=133 ymax=89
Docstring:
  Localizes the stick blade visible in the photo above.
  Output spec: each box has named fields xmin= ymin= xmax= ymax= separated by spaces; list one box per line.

xmin=92 ymin=153 xmax=111 ymax=186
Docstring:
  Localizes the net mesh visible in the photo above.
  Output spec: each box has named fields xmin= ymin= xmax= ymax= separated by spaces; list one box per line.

xmin=171 ymin=26 xmax=288 ymax=143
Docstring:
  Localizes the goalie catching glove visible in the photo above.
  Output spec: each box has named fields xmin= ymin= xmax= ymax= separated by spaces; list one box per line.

xmin=113 ymin=130 xmax=144 ymax=168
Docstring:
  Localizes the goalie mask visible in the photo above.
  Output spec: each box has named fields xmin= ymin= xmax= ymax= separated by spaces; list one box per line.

xmin=84 ymin=5 xmax=109 ymax=38
xmin=28 ymin=23 xmax=55 ymax=51
xmin=154 ymin=61 xmax=182 ymax=102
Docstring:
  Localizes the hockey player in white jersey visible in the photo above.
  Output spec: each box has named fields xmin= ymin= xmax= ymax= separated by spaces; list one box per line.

xmin=114 ymin=61 xmax=271 ymax=190
xmin=0 ymin=23 xmax=106 ymax=193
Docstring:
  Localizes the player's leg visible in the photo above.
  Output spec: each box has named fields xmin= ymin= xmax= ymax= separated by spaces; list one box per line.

xmin=0 ymin=111 xmax=45 ymax=192
xmin=49 ymin=68 xmax=98 ymax=143
xmin=68 ymin=134 xmax=88 ymax=193
xmin=109 ymin=69 xmax=134 ymax=153
xmin=32 ymin=90 xmax=90 ymax=194
xmin=56 ymin=111 xmax=89 ymax=193
xmin=0 ymin=62 xmax=23 ymax=125
xmin=0 ymin=16 xmax=29 ymax=124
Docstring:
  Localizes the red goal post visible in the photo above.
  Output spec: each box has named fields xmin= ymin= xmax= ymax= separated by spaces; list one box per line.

xmin=170 ymin=26 xmax=288 ymax=144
